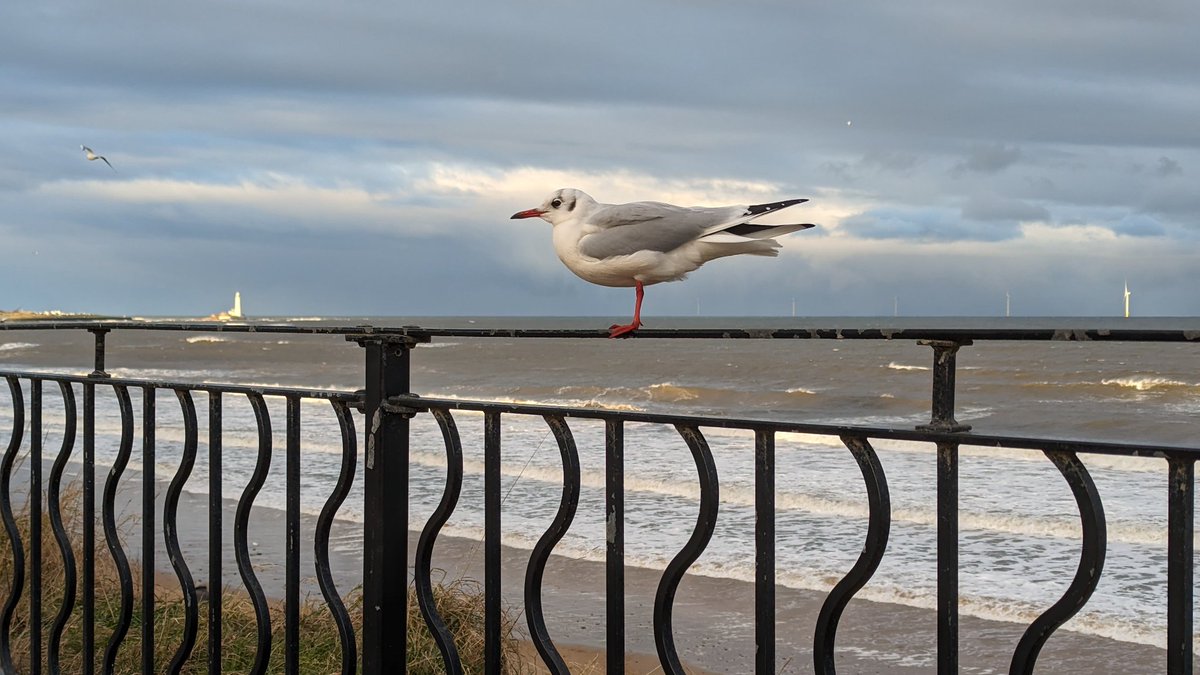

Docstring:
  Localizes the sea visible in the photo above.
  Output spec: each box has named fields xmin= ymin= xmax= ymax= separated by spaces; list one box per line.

xmin=1 ymin=315 xmax=1199 ymax=656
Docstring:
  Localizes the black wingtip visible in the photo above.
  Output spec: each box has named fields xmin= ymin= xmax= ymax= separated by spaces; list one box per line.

xmin=746 ymin=198 xmax=808 ymax=216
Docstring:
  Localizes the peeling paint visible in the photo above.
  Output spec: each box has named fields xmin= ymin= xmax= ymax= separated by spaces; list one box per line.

xmin=606 ymin=509 xmax=617 ymax=544
xmin=367 ymin=409 xmax=381 ymax=469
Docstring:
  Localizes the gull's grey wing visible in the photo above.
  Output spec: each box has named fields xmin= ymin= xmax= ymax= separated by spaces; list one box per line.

xmin=579 ymin=202 xmax=737 ymax=258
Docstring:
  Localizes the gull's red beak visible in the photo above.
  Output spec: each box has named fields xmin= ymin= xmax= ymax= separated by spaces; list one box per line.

xmin=510 ymin=208 xmax=545 ymax=219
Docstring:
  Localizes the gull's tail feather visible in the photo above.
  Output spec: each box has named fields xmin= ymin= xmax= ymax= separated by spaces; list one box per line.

xmin=746 ymin=198 xmax=807 ymax=216
xmin=697 ymin=238 xmax=782 ymax=260
xmin=722 ymin=222 xmax=815 ymax=239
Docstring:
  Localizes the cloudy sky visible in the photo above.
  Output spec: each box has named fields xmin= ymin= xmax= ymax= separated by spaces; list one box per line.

xmin=1 ymin=1 xmax=1197 ymax=318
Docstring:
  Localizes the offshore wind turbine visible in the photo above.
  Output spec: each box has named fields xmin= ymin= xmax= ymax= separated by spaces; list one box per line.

xmin=1124 ymin=280 xmax=1131 ymax=318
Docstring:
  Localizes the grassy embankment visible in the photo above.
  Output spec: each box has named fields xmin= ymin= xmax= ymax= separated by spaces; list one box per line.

xmin=0 ymin=485 xmax=524 ymax=673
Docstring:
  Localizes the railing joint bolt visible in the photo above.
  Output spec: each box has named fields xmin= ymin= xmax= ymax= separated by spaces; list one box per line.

xmin=382 ymin=395 xmax=420 ymax=418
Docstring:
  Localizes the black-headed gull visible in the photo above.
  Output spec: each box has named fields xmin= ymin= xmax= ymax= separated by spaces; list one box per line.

xmin=511 ymin=188 xmax=815 ymax=337
xmin=80 ymin=145 xmax=116 ymax=171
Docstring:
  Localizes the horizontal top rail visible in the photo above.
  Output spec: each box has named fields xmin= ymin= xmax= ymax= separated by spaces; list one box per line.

xmin=396 ymin=394 xmax=1200 ymax=459
xmin=0 ymin=369 xmax=359 ymax=402
xmin=2 ymin=320 xmax=1200 ymax=342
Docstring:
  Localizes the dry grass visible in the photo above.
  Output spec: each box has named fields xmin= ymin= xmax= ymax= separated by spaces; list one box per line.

xmin=0 ymin=485 xmax=524 ymax=672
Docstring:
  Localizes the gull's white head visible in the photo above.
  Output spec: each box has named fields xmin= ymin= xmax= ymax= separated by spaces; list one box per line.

xmin=510 ymin=188 xmax=595 ymax=225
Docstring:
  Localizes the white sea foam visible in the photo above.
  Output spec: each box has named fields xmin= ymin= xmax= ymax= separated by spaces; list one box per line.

xmin=1101 ymin=376 xmax=1195 ymax=392
xmin=885 ymin=362 xmax=929 ymax=371
xmin=432 ymin=392 xmax=644 ymax=413
xmin=185 ymin=336 xmax=230 ymax=344
xmin=0 ymin=342 xmax=38 ymax=352
xmin=646 ymin=382 xmax=700 ymax=401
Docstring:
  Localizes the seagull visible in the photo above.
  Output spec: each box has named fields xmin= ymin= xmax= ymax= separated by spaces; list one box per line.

xmin=511 ymin=188 xmax=815 ymax=337
xmin=80 ymin=145 xmax=116 ymax=171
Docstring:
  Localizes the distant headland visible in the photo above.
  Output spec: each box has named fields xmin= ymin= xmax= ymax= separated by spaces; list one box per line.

xmin=0 ymin=309 xmax=112 ymax=322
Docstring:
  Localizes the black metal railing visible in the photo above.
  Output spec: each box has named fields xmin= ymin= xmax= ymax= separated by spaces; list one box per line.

xmin=0 ymin=321 xmax=1196 ymax=674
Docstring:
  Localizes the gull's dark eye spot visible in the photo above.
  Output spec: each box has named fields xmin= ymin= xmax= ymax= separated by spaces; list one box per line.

xmin=551 ymin=198 xmax=563 ymax=209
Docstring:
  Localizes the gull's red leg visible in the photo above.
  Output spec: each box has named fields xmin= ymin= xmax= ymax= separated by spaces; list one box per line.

xmin=608 ymin=282 xmax=644 ymax=338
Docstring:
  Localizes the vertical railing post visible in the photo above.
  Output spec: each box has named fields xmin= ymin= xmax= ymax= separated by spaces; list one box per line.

xmin=916 ymin=340 xmax=971 ymax=434
xmin=606 ymin=419 xmax=625 ymax=675
xmin=353 ymin=332 xmax=418 ymax=675
xmin=89 ymin=328 xmax=110 ymax=379
xmin=484 ymin=410 xmax=503 ymax=674
xmin=84 ymin=327 xmax=108 ymax=675
xmin=1167 ymin=456 xmax=1194 ymax=675
xmin=916 ymin=339 xmax=971 ymax=674
xmin=30 ymin=380 xmax=42 ymax=675
xmin=755 ymin=429 xmax=775 ymax=674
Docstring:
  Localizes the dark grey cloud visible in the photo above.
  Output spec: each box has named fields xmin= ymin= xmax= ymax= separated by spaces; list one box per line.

xmin=952 ymin=144 xmax=1023 ymax=176
xmin=960 ymin=194 xmax=1049 ymax=223
xmin=1155 ymin=157 xmax=1184 ymax=177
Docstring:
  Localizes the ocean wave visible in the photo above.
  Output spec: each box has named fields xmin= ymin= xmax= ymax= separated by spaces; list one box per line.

xmin=404 ymin=449 xmax=1170 ymax=546
xmin=184 ymin=336 xmax=230 ymax=344
xmin=885 ymin=362 xmax=929 ymax=372
xmin=1023 ymin=376 xmax=1198 ymax=397
xmin=418 ymin=342 xmax=461 ymax=349
xmin=0 ymin=342 xmax=38 ymax=352
xmin=646 ymin=382 xmax=700 ymax=402
xmin=1101 ymin=376 xmax=1196 ymax=392
xmin=432 ymin=393 xmax=644 ymax=413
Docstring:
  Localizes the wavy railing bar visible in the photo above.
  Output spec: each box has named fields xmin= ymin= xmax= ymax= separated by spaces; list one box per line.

xmin=318 ymin=400 xmax=360 ymax=675
xmin=814 ymin=436 xmax=891 ymax=674
xmin=238 ymin=393 xmax=273 ymax=675
xmin=1010 ymin=451 xmax=1107 ymax=673
xmin=4 ymin=319 xmax=1200 ymax=343
xmin=102 ymin=385 xmax=134 ymax=675
xmin=654 ymin=425 xmax=719 ymax=674
xmin=416 ymin=408 xmax=465 ymax=673
xmin=0 ymin=377 xmax=25 ymax=673
xmin=525 ymin=415 xmax=581 ymax=674
xmin=47 ymin=381 xmax=77 ymax=674
xmin=165 ymin=390 xmax=200 ymax=673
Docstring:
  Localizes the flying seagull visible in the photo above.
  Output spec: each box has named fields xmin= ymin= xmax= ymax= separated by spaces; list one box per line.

xmin=80 ymin=145 xmax=115 ymax=171
xmin=511 ymin=188 xmax=815 ymax=337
